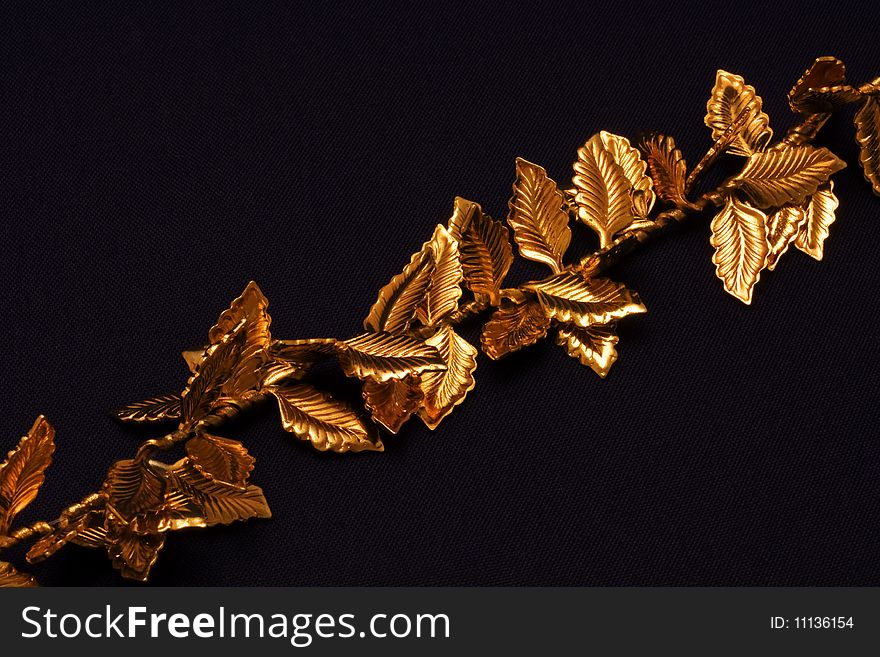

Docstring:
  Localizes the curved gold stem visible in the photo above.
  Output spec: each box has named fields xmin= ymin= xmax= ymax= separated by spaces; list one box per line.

xmin=424 ymin=108 xmax=834 ymax=335
xmin=2 ymin=57 xmax=874 ymax=586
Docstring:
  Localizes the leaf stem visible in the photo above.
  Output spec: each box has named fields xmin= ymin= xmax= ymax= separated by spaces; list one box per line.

xmin=685 ymin=107 xmax=752 ymax=195
xmin=411 ymin=298 xmax=490 ymax=339
xmin=2 ymin=493 xmax=106 ymax=550
xmin=430 ymin=107 xmax=834 ymax=334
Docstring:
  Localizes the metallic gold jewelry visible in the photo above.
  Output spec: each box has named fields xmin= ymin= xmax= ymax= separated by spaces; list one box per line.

xmin=2 ymin=56 xmax=878 ymax=585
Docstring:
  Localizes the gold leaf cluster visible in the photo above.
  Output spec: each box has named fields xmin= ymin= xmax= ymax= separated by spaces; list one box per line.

xmin=358 ymin=142 xmax=657 ymax=427
xmin=4 ymin=54 xmax=877 ymax=585
xmin=705 ymin=70 xmax=773 ymax=155
xmin=787 ymin=57 xmax=879 ymax=195
xmin=697 ymin=62 xmax=873 ymax=303
xmin=0 ymin=417 xmax=55 ymax=586
xmin=22 ymin=430 xmax=270 ymax=582
xmin=572 ymin=132 xmax=655 ymax=247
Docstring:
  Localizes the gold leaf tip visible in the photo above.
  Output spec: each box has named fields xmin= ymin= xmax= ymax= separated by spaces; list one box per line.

xmin=418 ymin=325 xmax=478 ymax=430
xmin=509 ymin=156 xmax=571 ymax=273
xmin=0 ymin=416 xmax=56 ymax=535
xmin=416 ymin=224 xmax=463 ymax=327
xmin=244 ymin=280 xmax=264 ymax=294
xmin=705 ymin=70 xmax=772 ymax=156
xmin=710 ymin=195 xmax=769 ymax=304
xmin=572 ymin=131 xmax=654 ymax=247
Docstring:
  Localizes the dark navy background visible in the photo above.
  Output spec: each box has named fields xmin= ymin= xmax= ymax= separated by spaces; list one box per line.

xmin=0 ymin=2 xmax=878 ymax=586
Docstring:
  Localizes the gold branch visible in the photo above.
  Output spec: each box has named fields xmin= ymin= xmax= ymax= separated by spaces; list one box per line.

xmin=1 ymin=55 xmax=876 ymax=586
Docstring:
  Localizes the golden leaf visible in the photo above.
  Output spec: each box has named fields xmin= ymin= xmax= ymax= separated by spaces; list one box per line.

xmin=640 ymin=134 xmax=687 ymax=208
xmin=258 ymin=360 xmax=307 ymax=388
xmin=603 ymin=132 xmax=656 ymax=204
xmin=166 ymin=461 xmax=271 ymax=528
xmin=208 ymin=281 xmax=274 ymax=399
xmin=795 ymin=182 xmax=839 ymax=260
xmin=69 ymin=523 xmax=108 ymax=548
xmin=270 ymin=384 xmax=383 ymax=452
xmin=507 ymin=157 xmax=572 ymax=273
xmin=573 ymin=132 xmax=654 ymax=248
xmin=114 ymin=393 xmax=181 ymax=423
xmin=630 ymin=189 xmax=652 ymax=222
xmin=855 ymin=95 xmax=880 ymax=195
xmin=480 ymin=299 xmax=550 ymax=360
xmin=725 ymin=145 xmax=846 ymax=208
xmin=0 ymin=416 xmax=55 ymax=535
xmin=447 ymin=197 xmax=513 ymax=304
xmin=179 ymin=321 xmax=245 ymax=427
xmin=272 ymin=338 xmax=338 ymax=367
xmin=765 ymin=205 xmax=807 ymax=271
xmin=524 ymin=272 xmax=646 ymax=327
xmin=103 ymin=456 xmax=266 ymax=538
xmin=0 ymin=561 xmax=37 ymax=587
xmin=24 ymin=449 xmax=270 ymax=581
xmin=105 ymin=517 xmax=165 ymax=582
xmin=788 ymin=56 xmax=860 ymax=114
xmin=188 ymin=335 xmax=300 ymax=390
xmin=418 ymin=324 xmax=478 ymax=429
xmin=556 ymin=323 xmax=619 ymax=378
xmin=362 ymin=374 xmax=424 ymax=434
xmin=792 ymin=87 xmax=861 ymax=115
xmin=182 ymin=348 xmax=203 ymax=373
xmin=104 ymin=459 xmax=166 ymax=521
xmin=109 ymin=459 xmax=211 ymax=535
xmin=27 ymin=506 xmax=107 ymax=563
xmin=710 ymin=195 xmax=769 ymax=304
xmin=337 ymin=332 xmax=446 ymax=382
xmin=705 ymin=70 xmax=773 ymax=156
xmin=208 ymin=281 xmax=270 ymax=344
xmin=364 ymin=244 xmax=435 ymax=333
xmin=26 ymin=494 xmax=107 ymax=563
xmin=123 ymin=499 xmax=197 ymax=535
xmin=447 ymin=194 xmax=480 ymax=239
xmin=186 ymin=432 xmax=255 ymax=489
xmin=416 ymin=224 xmax=463 ymax=326
xmin=789 ymin=57 xmax=845 ymax=100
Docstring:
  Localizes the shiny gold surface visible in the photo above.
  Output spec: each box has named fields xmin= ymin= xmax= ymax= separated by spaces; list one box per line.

xmin=417 ymin=325 xmax=478 ymax=430
xmin=573 ymin=131 xmax=655 ymax=248
xmin=710 ymin=195 xmax=769 ymax=304
xmin=364 ymin=243 xmax=435 ymax=334
xmin=789 ymin=56 xmax=849 ymax=113
xmin=765 ymin=205 xmax=807 ymax=271
xmin=481 ymin=298 xmax=550 ymax=360
xmin=556 ymin=324 xmax=619 ymax=378
xmin=0 ymin=416 xmax=55 ymax=537
xmin=855 ymin=92 xmax=880 ymax=195
xmin=2 ymin=55 xmax=878 ymax=584
xmin=337 ymin=332 xmax=445 ymax=382
xmin=795 ymin=182 xmax=839 ymax=260
xmin=641 ymin=134 xmax=689 ymax=210
xmin=362 ymin=373 xmax=424 ymax=434
xmin=449 ymin=197 xmax=514 ymax=305
xmin=508 ymin=158 xmax=571 ymax=273
xmin=705 ymin=70 xmax=773 ymax=156
xmin=271 ymin=383 xmax=381 ymax=453
xmin=417 ymin=225 xmax=464 ymax=327
xmin=0 ymin=417 xmax=55 ymax=586
xmin=524 ymin=273 xmax=646 ymax=327
xmin=724 ymin=145 xmax=845 ymax=209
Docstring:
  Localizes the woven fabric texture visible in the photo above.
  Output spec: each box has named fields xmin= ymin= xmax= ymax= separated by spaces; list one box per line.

xmin=0 ymin=2 xmax=878 ymax=586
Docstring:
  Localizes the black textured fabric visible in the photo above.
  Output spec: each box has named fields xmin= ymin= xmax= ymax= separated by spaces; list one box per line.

xmin=1 ymin=2 xmax=879 ymax=586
